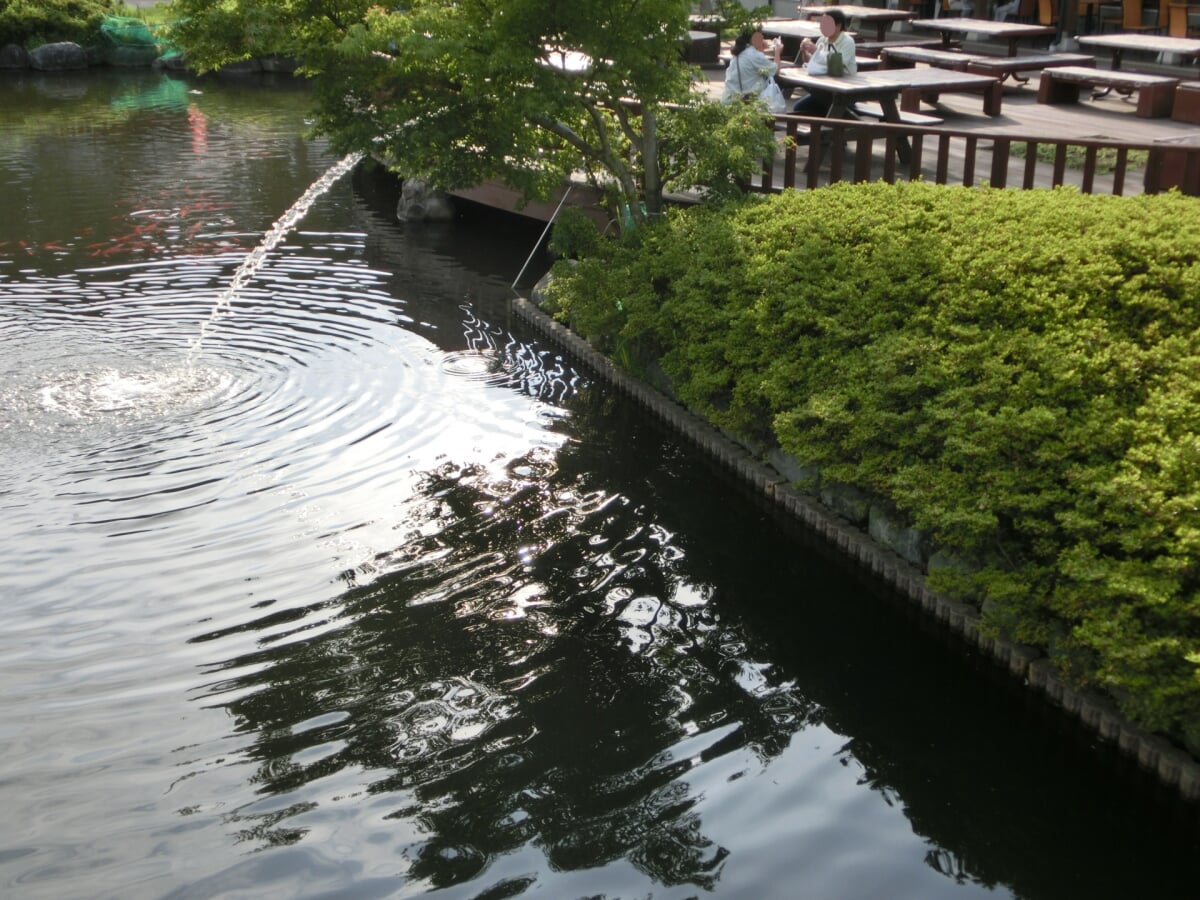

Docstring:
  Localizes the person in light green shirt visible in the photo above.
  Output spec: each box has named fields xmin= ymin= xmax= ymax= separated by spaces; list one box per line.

xmin=793 ymin=9 xmax=858 ymax=116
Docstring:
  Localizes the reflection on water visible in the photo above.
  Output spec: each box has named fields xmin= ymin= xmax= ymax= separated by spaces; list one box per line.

xmin=1 ymin=70 xmax=1199 ymax=900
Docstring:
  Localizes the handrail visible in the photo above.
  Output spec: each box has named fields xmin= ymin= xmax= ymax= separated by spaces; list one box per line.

xmin=753 ymin=111 xmax=1200 ymax=196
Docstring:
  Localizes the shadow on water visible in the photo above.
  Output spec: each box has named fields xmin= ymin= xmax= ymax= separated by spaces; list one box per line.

xmin=182 ymin=357 xmax=1200 ymax=898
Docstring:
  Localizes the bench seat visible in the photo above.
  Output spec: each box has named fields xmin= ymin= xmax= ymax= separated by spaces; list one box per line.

xmin=965 ymin=52 xmax=1096 ymax=80
xmin=1037 ymin=66 xmax=1181 ymax=118
xmin=1173 ymin=81 xmax=1200 ymax=124
xmin=854 ymin=37 xmax=955 ymax=58
xmin=851 ymin=101 xmax=945 ymax=125
xmin=879 ymin=46 xmax=981 ymax=71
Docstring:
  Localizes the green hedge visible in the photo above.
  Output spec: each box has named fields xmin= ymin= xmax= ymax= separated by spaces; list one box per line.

xmin=0 ymin=0 xmax=113 ymax=49
xmin=543 ymin=182 xmax=1200 ymax=751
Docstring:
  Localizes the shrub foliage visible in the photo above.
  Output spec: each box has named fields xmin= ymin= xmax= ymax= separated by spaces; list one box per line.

xmin=544 ymin=182 xmax=1200 ymax=749
xmin=0 ymin=0 xmax=115 ymax=48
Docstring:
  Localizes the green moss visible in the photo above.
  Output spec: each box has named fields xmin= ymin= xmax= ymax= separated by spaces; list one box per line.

xmin=546 ymin=182 xmax=1200 ymax=745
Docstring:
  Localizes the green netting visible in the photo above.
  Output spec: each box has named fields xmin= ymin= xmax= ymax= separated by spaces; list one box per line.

xmin=99 ymin=16 xmax=157 ymax=48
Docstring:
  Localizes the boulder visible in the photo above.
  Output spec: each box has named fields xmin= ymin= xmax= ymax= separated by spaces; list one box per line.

xmin=0 ymin=43 xmax=29 ymax=69
xmin=215 ymin=58 xmax=261 ymax=76
xmin=104 ymin=45 xmax=160 ymax=67
xmin=29 ymin=42 xmax=87 ymax=71
xmin=258 ymin=56 xmax=299 ymax=74
xmin=156 ymin=54 xmax=190 ymax=72
xmin=396 ymin=179 xmax=456 ymax=222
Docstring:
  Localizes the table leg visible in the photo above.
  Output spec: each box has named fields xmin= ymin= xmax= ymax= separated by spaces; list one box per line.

xmin=877 ymin=96 xmax=913 ymax=164
xmin=1092 ymin=48 xmax=1122 ymax=98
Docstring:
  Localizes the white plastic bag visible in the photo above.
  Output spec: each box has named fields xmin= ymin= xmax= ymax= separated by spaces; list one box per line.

xmin=759 ymin=79 xmax=787 ymax=113
xmin=807 ymin=45 xmax=828 ymax=76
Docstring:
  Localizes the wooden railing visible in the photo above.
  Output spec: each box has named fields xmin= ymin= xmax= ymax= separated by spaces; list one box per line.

xmin=752 ymin=113 xmax=1200 ymax=196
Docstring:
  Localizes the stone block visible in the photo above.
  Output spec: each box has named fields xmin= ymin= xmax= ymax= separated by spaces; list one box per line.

xmin=29 ymin=42 xmax=87 ymax=71
xmin=819 ymin=480 xmax=870 ymax=525
xmin=766 ymin=448 xmax=820 ymax=494
xmin=868 ymin=504 xmax=927 ymax=567
xmin=0 ymin=43 xmax=29 ymax=68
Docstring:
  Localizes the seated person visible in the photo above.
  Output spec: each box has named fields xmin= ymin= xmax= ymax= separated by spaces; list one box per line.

xmin=722 ymin=26 xmax=783 ymax=105
xmin=993 ymin=0 xmax=1021 ymax=20
xmin=793 ymin=9 xmax=858 ymax=116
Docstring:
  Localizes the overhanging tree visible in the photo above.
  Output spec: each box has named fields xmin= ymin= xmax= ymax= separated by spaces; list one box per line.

xmin=168 ymin=0 xmax=779 ymax=223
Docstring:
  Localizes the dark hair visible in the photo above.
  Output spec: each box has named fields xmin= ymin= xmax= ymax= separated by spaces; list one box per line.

xmin=824 ymin=8 xmax=848 ymax=30
xmin=732 ymin=26 xmax=761 ymax=56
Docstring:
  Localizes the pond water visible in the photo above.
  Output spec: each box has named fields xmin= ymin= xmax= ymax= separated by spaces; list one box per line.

xmin=1 ymin=69 xmax=1198 ymax=900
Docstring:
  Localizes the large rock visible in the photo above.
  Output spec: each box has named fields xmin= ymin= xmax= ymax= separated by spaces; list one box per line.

xmin=156 ymin=53 xmax=190 ymax=72
xmin=104 ymin=45 xmax=160 ymax=67
xmin=258 ymin=56 xmax=299 ymax=74
xmin=29 ymin=42 xmax=87 ymax=71
xmin=215 ymin=58 xmax=261 ymax=76
xmin=0 ymin=43 xmax=29 ymax=69
xmin=396 ymin=179 xmax=456 ymax=222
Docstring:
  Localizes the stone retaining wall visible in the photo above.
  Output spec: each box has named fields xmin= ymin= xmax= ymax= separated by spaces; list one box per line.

xmin=511 ymin=291 xmax=1200 ymax=803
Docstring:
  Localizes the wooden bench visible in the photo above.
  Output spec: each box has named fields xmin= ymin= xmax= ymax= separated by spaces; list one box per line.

xmin=964 ymin=52 xmax=1096 ymax=85
xmin=1037 ymin=66 xmax=1181 ymax=118
xmin=851 ymin=100 xmax=945 ymax=124
xmin=879 ymin=46 xmax=980 ymax=71
xmin=854 ymin=37 xmax=954 ymax=58
xmin=1172 ymin=81 xmax=1200 ymax=124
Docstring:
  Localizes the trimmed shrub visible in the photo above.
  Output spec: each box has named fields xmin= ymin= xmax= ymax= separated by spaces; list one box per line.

xmin=543 ymin=182 xmax=1200 ymax=747
xmin=0 ymin=0 xmax=113 ymax=49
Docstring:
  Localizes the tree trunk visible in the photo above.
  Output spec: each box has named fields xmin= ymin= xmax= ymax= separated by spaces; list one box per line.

xmin=641 ymin=105 xmax=661 ymax=218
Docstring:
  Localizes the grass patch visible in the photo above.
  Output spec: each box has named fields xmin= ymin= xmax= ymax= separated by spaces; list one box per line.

xmin=110 ymin=4 xmax=173 ymax=28
xmin=1007 ymin=139 xmax=1149 ymax=173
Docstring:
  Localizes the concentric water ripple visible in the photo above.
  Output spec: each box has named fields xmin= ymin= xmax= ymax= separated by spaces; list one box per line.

xmin=0 ymin=239 xmax=575 ymax=610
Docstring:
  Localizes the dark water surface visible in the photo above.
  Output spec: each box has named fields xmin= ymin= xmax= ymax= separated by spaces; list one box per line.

xmin=1 ymin=69 xmax=1197 ymax=900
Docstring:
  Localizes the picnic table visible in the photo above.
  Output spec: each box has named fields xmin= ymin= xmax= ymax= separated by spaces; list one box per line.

xmin=797 ymin=4 xmax=916 ymax=41
xmin=1075 ymin=33 xmax=1200 ymax=69
xmin=762 ymin=19 xmax=825 ymax=41
xmin=776 ymin=66 xmax=1002 ymax=162
xmin=762 ymin=18 xmax=831 ymax=62
xmin=909 ymin=18 xmax=1057 ymax=55
xmin=880 ymin=45 xmax=1097 ymax=84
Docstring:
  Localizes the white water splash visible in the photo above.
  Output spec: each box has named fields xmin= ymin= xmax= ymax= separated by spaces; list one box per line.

xmin=187 ymin=151 xmax=364 ymax=361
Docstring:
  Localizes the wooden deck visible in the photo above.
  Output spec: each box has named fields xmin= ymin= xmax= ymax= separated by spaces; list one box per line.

xmin=695 ymin=42 xmax=1200 ymax=196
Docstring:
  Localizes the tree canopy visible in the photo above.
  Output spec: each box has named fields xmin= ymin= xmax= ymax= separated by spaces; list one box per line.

xmin=168 ymin=0 xmax=779 ymax=222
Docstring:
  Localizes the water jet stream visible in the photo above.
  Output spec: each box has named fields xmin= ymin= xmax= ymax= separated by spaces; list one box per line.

xmin=187 ymin=151 xmax=364 ymax=362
